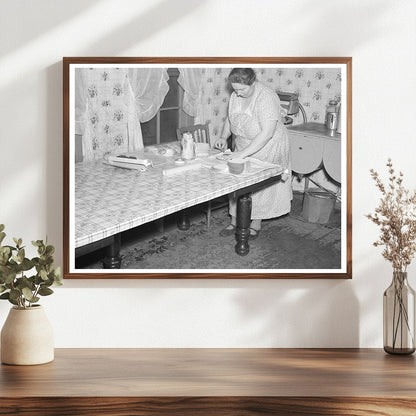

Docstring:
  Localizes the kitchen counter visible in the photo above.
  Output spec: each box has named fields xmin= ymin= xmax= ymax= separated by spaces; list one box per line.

xmin=288 ymin=121 xmax=341 ymax=140
xmin=288 ymin=122 xmax=342 ymax=184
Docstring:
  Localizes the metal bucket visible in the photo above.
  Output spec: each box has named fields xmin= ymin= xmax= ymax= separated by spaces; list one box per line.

xmin=302 ymin=190 xmax=336 ymax=224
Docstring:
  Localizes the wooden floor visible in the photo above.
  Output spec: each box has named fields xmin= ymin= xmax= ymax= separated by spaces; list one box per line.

xmin=1 ymin=348 xmax=416 ymax=415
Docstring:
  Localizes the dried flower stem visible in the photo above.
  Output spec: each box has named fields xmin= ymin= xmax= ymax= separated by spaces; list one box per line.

xmin=366 ymin=159 xmax=416 ymax=272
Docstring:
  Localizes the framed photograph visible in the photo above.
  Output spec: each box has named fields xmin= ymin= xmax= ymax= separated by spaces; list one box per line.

xmin=63 ymin=57 xmax=352 ymax=279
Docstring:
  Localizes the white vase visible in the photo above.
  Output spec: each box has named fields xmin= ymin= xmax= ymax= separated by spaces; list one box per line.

xmin=1 ymin=305 xmax=54 ymax=365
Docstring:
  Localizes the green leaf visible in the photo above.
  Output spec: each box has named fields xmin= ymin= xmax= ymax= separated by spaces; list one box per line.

xmin=17 ymin=248 xmax=25 ymax=263
xmin=9 ymin=288 xmax=21 ymax=301
xmin=8 ymin=297 xmax=18 ymax=306
xmin=45 ymin=245 xmax=55 ymax=256
xmin=3 ymin=245 xmax=16 ymax=252
xmin=33 ymin=274 xmax=43 ymax=285
xmin=7 ymin=263 xmax=20 ymax=276
xmin=13 ymin=237 xmax=22 ymax=248
xmin=39 ymin=269 xmax=48 ymax=281
xmin=51 ymin=267 xmax=63 ymax=285
xmin=0 ymin=224 xmax=5 ymax=233
xmin=17 ymin=276 xmax=35 ymax=290
xmin=1 ymin=271 xmax=16 ymax=285
xmin=0 ymin=286 xmax=7 ymax=294
xmin=20 ymin=257 xmax=34 ymax=271
xmin=22 ymin=287 xmax=34 ymax=301
xmin=0 ymin=291 xmax=18 ymax=306
xmin=41 ymin=256 xmax=54 ymax=266
xmin=0 ymin=246 xmax=10 ymax=256
xmin=38 ymin=287 xmax=54 ymax=296
xmin=0 ymin=247 xmax=12 ymax=266
xmin=0 ymin=232 xmax=6 ymax=244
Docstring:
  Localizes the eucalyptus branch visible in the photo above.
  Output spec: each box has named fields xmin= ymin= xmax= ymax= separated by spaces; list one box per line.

xmin=0 ymin=224 xmax=62 ymax=309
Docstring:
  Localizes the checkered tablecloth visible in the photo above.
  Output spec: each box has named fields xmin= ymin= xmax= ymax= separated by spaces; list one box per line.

xmin=75 ymin=155 xmax=282 ymax=248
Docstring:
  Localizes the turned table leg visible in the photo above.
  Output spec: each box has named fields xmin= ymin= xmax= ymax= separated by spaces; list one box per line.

xmin=102 ymin=234 xmax=121 ymax=269
xmin=235 ymin=193 xmax=251 ymax=256
xmin=177 ymin=210 xmax=191 ymax=231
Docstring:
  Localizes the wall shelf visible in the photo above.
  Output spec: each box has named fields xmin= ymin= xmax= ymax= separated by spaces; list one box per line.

xmin=1 ymin=348 xmax=415 ymax=415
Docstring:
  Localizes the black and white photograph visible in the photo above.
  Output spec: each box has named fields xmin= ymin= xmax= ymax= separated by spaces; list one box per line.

xmin=64 ymin=58 xmax=352 ymax=278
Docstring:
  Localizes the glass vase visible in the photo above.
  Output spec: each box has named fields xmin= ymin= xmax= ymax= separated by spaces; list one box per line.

xmin=383 ymin=271 xmax=415 ymax=355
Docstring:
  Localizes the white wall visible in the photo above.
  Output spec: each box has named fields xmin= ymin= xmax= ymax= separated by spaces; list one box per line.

xmin=1 ymin=0 xmax=415 ymax=348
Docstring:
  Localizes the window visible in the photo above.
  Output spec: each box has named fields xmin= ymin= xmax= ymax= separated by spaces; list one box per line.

xmin=141 ymin=68 xmax=185 ymax=146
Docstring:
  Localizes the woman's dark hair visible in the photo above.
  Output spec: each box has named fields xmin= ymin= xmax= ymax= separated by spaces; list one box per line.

xmin=228 ymin=68 xmax=256 ymax=85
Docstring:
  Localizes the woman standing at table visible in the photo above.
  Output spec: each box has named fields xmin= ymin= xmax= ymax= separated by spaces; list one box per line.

xmin=214 ymin=68 xmax=292 ymax=238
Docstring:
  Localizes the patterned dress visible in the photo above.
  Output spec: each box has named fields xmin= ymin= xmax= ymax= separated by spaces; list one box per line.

xmin=228 ymin=81 xmax=292 ymax=219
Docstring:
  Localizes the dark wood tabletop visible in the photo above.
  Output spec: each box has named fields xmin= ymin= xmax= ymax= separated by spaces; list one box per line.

xmin=1 ymin=348 xmax=415 ymax=415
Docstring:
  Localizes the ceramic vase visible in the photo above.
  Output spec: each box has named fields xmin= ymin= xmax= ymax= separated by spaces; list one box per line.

xmin=1 ymin=305 xmax=54 ymax=365
xmin=383 ymin=271 xmax=416 ymax=355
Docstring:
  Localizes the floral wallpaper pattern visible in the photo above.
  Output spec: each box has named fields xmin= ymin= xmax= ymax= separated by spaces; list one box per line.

xmin=198 ymin=68 xmax=342 ymax=142
xmin=85 ymin=68 xmax=130 ymax=160
xmin=80 ymin=67 xmax=341 ymax=164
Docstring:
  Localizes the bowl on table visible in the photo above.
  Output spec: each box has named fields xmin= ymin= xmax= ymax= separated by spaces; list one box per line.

xmin=227 ymin=158 xmax=249 ymax=175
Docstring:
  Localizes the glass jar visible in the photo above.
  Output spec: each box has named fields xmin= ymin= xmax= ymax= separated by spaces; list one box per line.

xmin=325 ymin=100 xmax=339 ymax=130
xmin=383 ymin=271 xmax=415 ymax=355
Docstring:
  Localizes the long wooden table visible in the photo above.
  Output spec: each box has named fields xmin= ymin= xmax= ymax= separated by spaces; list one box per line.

xmin=1 ymin=349 xmax=415 ymax=415
xmin=73 ymin=144 xmax=283 ymax=268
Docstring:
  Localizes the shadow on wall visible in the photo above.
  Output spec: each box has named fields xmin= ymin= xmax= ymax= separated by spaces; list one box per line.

xmin=44 ymin=0 xmax=205 ymax=263
xmin=57 ymin=278 xmax=359 ymax=348
xmin=84 ymin=0 xmax=204 ymax=55
xmin=296 ymin=0 xmax=394 ymax=51
xmin=1 ymin=0 xmax=101 ymax=56
xmin=233 ymin=280 xmax=359 ymax=348
xmin=2 ymin=0 xmax=203 ymax=57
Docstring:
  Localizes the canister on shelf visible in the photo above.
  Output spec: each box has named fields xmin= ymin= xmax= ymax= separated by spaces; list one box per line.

xmin=336 ymin=103 xmax=342 ymax=133
xmin=325 ymin=100 xmax=339 ymax=131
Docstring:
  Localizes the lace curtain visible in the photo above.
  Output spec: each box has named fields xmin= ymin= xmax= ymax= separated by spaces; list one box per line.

xmin=178 ymin=68 xmax=232 ymax=146
xmin=75 ymin=68 xmax=169 ymax=161
xmin=178 ymin=68 xmax=205 ymax=124
xmin=127 ymin=68 xmax=169 ymax=153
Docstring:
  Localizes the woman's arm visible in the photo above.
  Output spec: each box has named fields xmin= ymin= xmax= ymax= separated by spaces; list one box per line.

xmin=221 ymin=117 xmax=231 ymax=139
xmin=214 ymin=117 xmax=232 ymax=150
xmin=231 ymin=118 xmax=277 ymax=159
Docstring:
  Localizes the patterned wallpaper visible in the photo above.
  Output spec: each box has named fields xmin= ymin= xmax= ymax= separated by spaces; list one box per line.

xmin=79 ymin=67 xmax=341 ymax=159
xmin=198 ymin=67 xmax=342 ymax=142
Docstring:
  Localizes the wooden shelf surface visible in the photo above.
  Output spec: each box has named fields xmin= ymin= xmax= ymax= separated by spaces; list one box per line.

xmin=1 ymin=348 xmax=416 ymax=415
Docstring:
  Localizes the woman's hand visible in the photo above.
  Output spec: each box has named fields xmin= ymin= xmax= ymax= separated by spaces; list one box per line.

xmin=214 ymin=138 xmax=228 ymax=151
xmin=281 ymin=169 xmax=290 ymax=182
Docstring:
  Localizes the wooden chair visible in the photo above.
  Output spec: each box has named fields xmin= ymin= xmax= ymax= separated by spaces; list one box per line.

xmin=176 ymin=123 xmax=228 ymax=228
xmin=176 ymin=124 xmax=210 ymax=144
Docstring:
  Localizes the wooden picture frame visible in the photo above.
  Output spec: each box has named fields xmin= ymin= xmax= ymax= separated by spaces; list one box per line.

xmin=63 ymin=57 xmax=352 ymax=279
